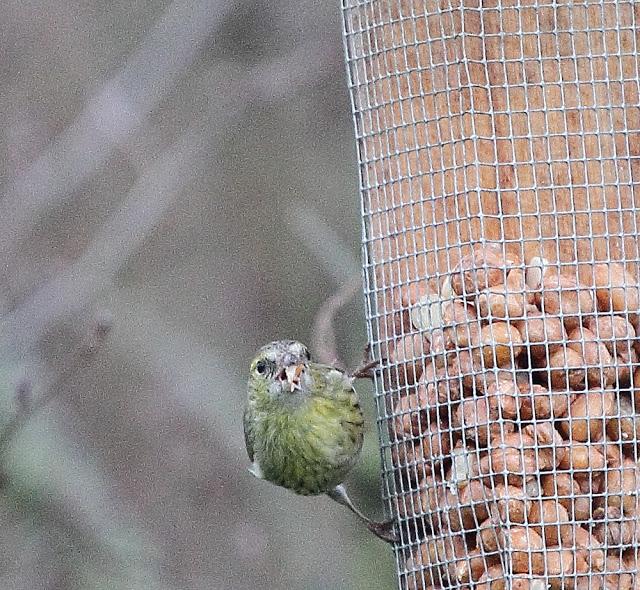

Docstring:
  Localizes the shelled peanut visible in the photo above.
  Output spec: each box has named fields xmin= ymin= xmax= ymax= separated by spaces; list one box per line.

xmin=403 ymin=534 xmax=468 ymax=590
xmin=389 ymin=247 xmax=640 ymax=589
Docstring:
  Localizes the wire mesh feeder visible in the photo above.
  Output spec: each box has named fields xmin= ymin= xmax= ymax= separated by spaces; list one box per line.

xmin=341 ymin=2 xmax=640 ymax=590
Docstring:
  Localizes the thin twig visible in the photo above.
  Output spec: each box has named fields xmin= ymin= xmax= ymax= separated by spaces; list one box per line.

xmin=14 ymin=379 xmax=32 ymax=415
xmin=311 ymin=275 xmax=361 ymax=368
xmin=0 ymin=314 xmax=113 ymax=450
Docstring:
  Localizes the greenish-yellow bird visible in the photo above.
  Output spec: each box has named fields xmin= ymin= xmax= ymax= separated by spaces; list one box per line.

xmin=243 ymin=340 xmax=397 ymax=543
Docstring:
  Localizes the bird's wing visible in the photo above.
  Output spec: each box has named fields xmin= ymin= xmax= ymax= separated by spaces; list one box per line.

xmin=309 ymin=361 xmax=344 ymax=374
xmin=309 ymin=362 xmax=364 ymax=424
xmin=242 ymin=404 xmax=255 ymax=462
xmin=309 ymin=362 xmax=353 ymax=390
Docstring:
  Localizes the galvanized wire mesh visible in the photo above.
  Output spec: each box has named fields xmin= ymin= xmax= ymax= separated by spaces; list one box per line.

xmin=342 ymin=1 xmax=640 ymax=589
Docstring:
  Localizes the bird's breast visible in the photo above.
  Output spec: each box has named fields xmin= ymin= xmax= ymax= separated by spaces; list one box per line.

xmin=255 ymin=395 xmax=364 ymax=496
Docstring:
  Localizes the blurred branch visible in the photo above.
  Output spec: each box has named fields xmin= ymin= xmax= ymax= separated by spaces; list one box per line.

xmin=6 ymin=38 xmax=345 ymax=352
xmin=4 ymin=113 xmax=227 ymax=352
xmin=247 ymin=38 xmax=341 ymax=104
xmin=0 ymin=0 xmax=338 ymax=266
xmin=0 ymin=314 xmax=112 ymax=451
xmin=0 ymin=0 xmax=236 ymax=258
xmin=285 ymin=203 xmax=361 ymax=287
xmin=311 ymin=275 xmax=361 ymax=367
xmin=109 ymin=293 xmax=241 ymax=453
xmin=287 ymin=203 xmax=363 ymax=366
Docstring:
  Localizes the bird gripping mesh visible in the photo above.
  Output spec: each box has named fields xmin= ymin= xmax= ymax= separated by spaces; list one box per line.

xmin=341 ymin=2 xmax=640 ymax=589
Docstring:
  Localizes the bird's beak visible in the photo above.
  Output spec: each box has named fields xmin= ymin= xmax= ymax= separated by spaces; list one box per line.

xmin=284 ymin=364 xmax=303 ymax=392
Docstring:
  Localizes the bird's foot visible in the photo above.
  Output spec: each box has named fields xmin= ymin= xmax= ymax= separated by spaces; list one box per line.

xmin=367 ymin=518 xmax=398 ymax=544
xmin=350 ymin=344 xmax=385 ymax=381
xmin=350 ymin=359 xmax=379 ymax=380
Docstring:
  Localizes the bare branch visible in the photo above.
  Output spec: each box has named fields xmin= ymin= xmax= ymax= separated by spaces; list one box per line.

xmin=311 ymin=275 xmax=361 ymax=367
xmin=5 ymin=39 xmax=340 ymax=354
xmin=0 ymin=0 xmax=236 ymax=258
xmin=288 ymin=205 xmax=363 ymax=367
xmin=4 ymin=120 xmax=216 ymax=352
xmin=0 ymin=315 xmax=112 ymax=450
xmin=14 ymin=379 xmax=32 ymax=415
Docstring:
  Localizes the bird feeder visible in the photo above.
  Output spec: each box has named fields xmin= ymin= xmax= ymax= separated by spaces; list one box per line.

xmin=342 ymin=1 xmax=640 ymax=589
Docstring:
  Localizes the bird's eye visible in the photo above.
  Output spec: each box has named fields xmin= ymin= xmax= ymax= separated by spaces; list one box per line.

xmin=255 ymin=360 xmax=268 ymax=375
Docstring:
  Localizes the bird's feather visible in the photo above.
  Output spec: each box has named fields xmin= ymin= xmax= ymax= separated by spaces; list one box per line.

xmin=245 ymin=348 xmax=364 ymax=496
xmin=243 ymin=404 xmax=255 ymax=462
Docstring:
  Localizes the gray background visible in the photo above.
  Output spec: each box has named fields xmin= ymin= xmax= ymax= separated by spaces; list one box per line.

xmin=0 ymin=1 xmax=396 ymax=589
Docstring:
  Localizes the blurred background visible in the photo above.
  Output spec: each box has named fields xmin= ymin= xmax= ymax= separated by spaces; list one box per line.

xmin=0 ymin=1 xmax=395 ymax=589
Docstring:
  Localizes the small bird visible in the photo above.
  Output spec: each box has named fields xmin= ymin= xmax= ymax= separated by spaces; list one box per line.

xmin=243 ymin=340 xmax=397 ymax=543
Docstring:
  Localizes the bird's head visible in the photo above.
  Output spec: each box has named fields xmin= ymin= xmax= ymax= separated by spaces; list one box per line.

xmin=249 ymin=340 xmax=312 ymax=399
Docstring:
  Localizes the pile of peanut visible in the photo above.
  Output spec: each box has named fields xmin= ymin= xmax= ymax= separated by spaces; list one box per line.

xmin=386 ymin=244 xmax=640 ymax=590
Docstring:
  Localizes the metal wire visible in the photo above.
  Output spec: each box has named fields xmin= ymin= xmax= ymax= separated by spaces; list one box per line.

xmin=341 ymin=2 xmax=640 ymax=589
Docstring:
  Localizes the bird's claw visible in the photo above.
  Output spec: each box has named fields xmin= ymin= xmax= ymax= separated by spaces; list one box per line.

xmin=350 ymin=359 xmax=380 ymax=380
xmin=350 ymin=343 xmax=385 ymax=381
xmin=367 ymin=518 xmax=399 ymax=544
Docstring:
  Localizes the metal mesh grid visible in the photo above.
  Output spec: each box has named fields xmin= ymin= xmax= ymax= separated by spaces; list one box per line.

xmin=341 ymin=1 xmax=640 ymax=589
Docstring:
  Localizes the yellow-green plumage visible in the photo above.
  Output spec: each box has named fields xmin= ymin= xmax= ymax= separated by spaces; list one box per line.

xmin=244 ymin=339 xmax=396 ymax=543
xmin=245 ymin=356 xmax=364 ymax=495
